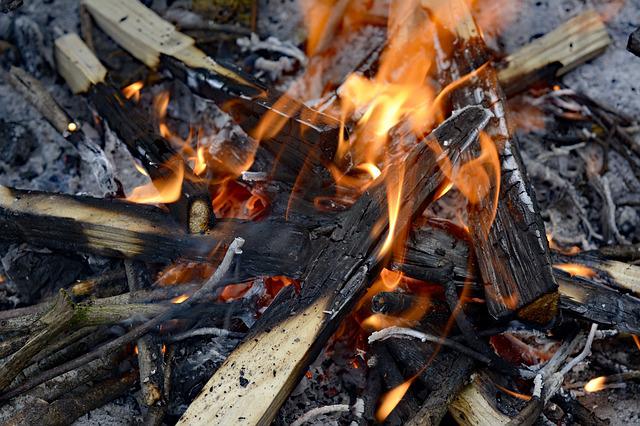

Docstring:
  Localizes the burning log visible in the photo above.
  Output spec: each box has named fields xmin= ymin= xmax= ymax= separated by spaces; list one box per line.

xmin=54 ymin=33 xmax=212 ymax=233
xmin=393 ymin=222 xmax=640 ymax=335
xmin=429 ymin=0 xmax=559 ymax=323
xmin=177 ymin=106 xmax=491 ymax=425
xmin=497 ymin=11 xmax=611 ymax=96
xmin=82 ymin=0 xmax=343 ymax=180
xmin=0 ymin=185 xmax=308 ymax=280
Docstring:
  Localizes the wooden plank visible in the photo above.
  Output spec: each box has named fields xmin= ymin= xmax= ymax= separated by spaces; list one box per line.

xmin=177 ymin=106 xmax=491 ymax=426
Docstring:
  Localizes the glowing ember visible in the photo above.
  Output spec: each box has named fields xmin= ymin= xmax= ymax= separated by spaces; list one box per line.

xmin=122 ymin=81 xmax=144 ymax=102
xmin=126 ymin=159 xmax=184 ymax=205
xmin=494 ymin=383 xmax=532 ymax=401
xmin=171 ymin=294 xmax=189 ymax=304
xmin=584 ymin=376 xmax=607 ymax=393
xmin=554 ymin=263 xmax=597 ymax=279
xmin=376 ymin=377 xmax=415 ymax=422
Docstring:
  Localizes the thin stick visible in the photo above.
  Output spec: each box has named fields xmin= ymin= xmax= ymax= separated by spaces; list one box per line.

xmin=0 ymin=238 xmax=244 ymax=401
xmin=290 ymin=404 xmax=351 ymax=426
xmin=368 ymin=327 xmax=492 ymax=365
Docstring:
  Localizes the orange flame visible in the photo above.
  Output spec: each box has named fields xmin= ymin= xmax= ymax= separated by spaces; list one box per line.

xmin=171 ymin=294 xmax=189 ymax=304
xmin=427 ymin=131 xmax=501 ymax=234
xmin=123 ymin=81 xmax=144 ymax=102
xmin=584 ymin=376 xmax=607 ymax=393
xmin=554 ymin=263 xmax=597 ymax=279
xmin=191 ymin=145 xmax=207 ymax=176
xmin=126 ymin=158 xmax=184 ymax=204
xmin=494 ymin=383 xmax=532 ymax=401
xmin=632 ymin=335 xmax=640 ymax=351
xmin=376 ymin=377 xmax=416 ymax=422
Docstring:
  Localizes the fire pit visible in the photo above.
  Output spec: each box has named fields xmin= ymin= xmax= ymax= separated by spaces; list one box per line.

xmin=1 ymin=0 xmax=639 ymax=424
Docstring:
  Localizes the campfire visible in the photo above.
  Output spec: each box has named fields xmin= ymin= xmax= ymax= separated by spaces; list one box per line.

xmin=1 ymin=0 xmax=640 ymax=424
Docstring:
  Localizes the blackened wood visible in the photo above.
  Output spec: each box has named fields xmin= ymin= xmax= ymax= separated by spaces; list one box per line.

xmin=396 ymin=222 xmax=640 ymax=334
xmin=163 ymin=56 xmax=343 ymax=181
xmin=432 ymin=0 xmax=558 ymax=322
xmin=177 ymin=106 xmax=490 ymax=426
xmin=0 ymin=185 xmax=309 ymax=280
xmin=628 ymin=27 xmax=640 ymax=57
xmin=89 ymin=83 xmax=212 ymax=233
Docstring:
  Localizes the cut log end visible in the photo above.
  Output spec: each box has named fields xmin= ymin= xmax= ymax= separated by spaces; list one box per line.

xmin=517 ymin=291 xmax=559 ymax=324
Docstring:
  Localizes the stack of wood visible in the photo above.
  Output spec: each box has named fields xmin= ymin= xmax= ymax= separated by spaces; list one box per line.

xmin=1 ymin=0 xmax=639 ymax=425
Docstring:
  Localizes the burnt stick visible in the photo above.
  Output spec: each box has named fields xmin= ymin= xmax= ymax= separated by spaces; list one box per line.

xmin=176 ymin=106 xmax=491 ymax=426
xmin=427 ymin=0 xmax=559 ymax=322
xmin=54 ymin=33 xmax=212 ymax=233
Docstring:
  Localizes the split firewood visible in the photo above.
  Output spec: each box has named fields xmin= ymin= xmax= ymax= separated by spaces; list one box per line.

xmin=628 ymin=27 xmax=640 ymax=57
xmin=54 ymin=33 xmax=212 ymax=233
xmin=427 ymin=0 xmax=559 ymax=323
xmin=177 ymin=106 xmax=491 ymax=425
xmin=82 ymin=0 xmax=343 ymax=180
xmin=497 ymin=11 xmax=610 ymax=96
xmin=0 ymin=184 xmax=309 ymax=280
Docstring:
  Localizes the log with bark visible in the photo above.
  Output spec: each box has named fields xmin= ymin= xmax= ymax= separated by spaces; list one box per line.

xmin=427 ymin=0 xmax=559 ymax=323
xmin=54 ymin=33 xmax=212 ymax=233
xmin=177 ymin=106 xmax=491 ymax=425
xmin=82 ymin=0 xmax=343 ymax=181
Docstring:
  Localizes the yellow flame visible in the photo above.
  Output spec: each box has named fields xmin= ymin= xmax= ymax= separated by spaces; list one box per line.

xmin=376 ymin=377 xmax=415 ymax=422
xmin=171 ymin=294 xmax=189 ymax=304
xmin=554 ymin=263 xmax=597 ymax=279
xmin=67 ymin=122 xmax=78 ymax=132
xmin=584 ymin=376 xmax=607 ymax=393
xmin=126 ymin=159 xmax=184 ymax=204
xmin=191 ymin=145 xmax=207 ymax=176
xmin=632 ymin=335 xmax=640 ymax=351
xmin=123 ymin=81 xmax=144 ymax=102
xmin=133 ymin=160 xmax=149 ymax=177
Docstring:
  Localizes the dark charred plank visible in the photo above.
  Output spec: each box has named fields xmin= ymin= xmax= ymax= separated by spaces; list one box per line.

xmin=431 ymin=0 xmax=558 ymax=322
xmin=177 ymin=106 xmax=491 ymax=425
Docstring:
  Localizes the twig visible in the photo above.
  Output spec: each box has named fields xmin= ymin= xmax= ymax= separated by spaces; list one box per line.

xmin=290 ymin=405 xmax=350 ymax=426
xmin=125 ymin=260 xmax=165 ymax=425
xmin=1 ymin=238 xmax=245 ymax=401
xmin=166 ymin=327 xmax=245 ymax=343
xmin=368 ymin=327 xmax=492 ymax=365
xmin=4 ymin=66 xmax=73 ymax=134
xmin=560 ymin=323 xmax=598 ymax=376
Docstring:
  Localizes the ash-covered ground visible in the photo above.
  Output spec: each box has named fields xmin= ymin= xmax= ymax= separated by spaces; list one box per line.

xmin=0 ymin=0 xmax=639 ymax=425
